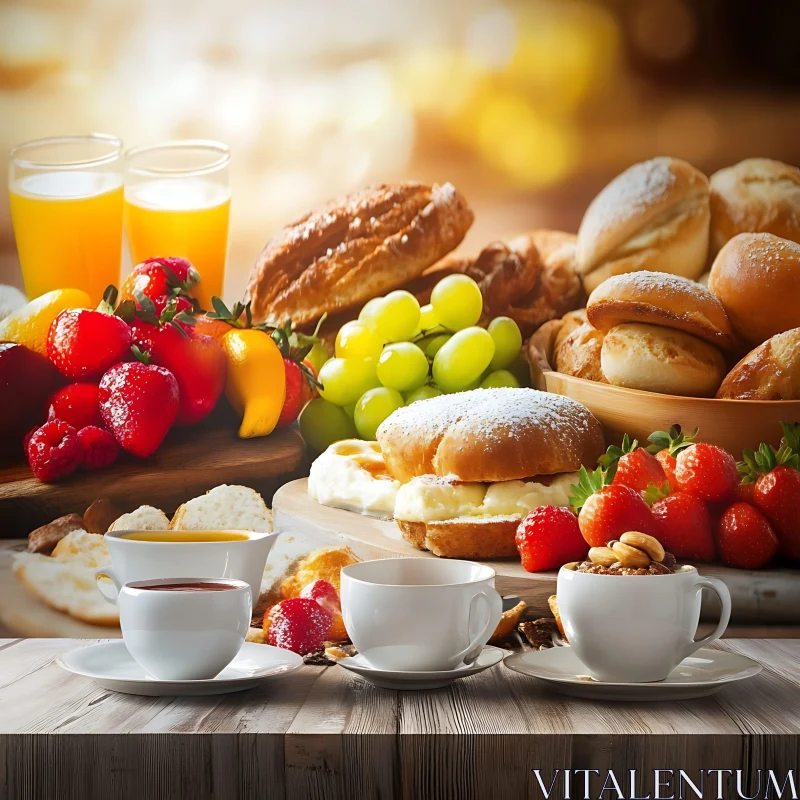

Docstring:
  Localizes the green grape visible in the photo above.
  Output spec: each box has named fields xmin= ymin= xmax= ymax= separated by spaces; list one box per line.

xmin=480 ymin=369 xmax=520 ymax=389
xmin=306 ymin=340 xmax=331 ymax=375
xmin=359 ymin=297 xmax=385 ymax=325
xmin=488 ymin=316 xmax=523 ymax=369
xmin=318 ymin=357 xmax=379 ymax=406
xmin=432 ymin=327 xmax=495 ymax=392
xmin=507 ymin=353 xmax=532 ymax=387
xmin=335 ymin=320 xmax=385 ymax=360
xmin=418 ymin=303 xmax=439 ymax=331
xmin=377 ymin=342 xmax=429 ymax=392
xmin=354 ymin=387 xmax=404 ymax=440
xmin=373 ymin=290 xmax=420 ymax=342
xmin=404 ymin=385 xmax=443 ymax=404
xmin=430 ymin=274 xmax=482 ymax=331
xmin=299 ymin=398 xmax=358 ymax=452
xmin=343 ymin=401 xmax=357 ymax=418
xmin=424 ymin=333 xmax=451 ymax=358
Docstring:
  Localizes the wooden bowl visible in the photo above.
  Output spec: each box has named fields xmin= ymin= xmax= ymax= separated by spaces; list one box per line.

xmin=543 ymin=371 xmax=800 ymax=456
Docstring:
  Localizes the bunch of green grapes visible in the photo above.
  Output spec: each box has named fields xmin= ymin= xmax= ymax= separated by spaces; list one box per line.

xmin=299 ymin=275 xmax=528 ymax=450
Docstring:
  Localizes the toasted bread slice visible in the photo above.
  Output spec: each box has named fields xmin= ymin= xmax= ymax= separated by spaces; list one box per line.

xmin=171 ymin=485 xmax=273 ymax=532
xmin=108 ymin=506 xmax=170 ymax=532
xmin=396 ymin=517 xmax=519 ymax=559
xmin=13 ymin=552 xmax=119 ymax=627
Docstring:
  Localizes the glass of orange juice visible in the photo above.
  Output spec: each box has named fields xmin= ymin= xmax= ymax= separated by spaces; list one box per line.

xmin=124 ymin=141 xmax=230 ymax=311
xmin=9 ymin=134 xmax=124 ymax=302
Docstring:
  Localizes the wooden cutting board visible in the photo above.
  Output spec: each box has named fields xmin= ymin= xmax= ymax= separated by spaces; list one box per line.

xmin=0 ymin=406 xmax=307 ymax=538
xmin=272 ymin=479 xmax=800 ymax=624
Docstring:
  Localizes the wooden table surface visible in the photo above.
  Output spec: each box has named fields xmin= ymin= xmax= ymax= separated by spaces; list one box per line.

xmin=1 ymin=638 xmax=798 ymax=800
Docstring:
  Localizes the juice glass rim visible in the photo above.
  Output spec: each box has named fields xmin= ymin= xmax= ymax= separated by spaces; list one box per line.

xmin=9 ymin=133 xmax=122 ymax=171
xmin=124 ymin=140 xmax=230 ymax=178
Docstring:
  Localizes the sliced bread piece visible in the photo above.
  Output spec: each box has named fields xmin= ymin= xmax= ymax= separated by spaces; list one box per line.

xmin=171 ymin=485 xmax=273 ymax=532
xmin=51 ymin=530 xmax=111 ymax=568
xmin=108 ymin=506 xmax=171 ymax=532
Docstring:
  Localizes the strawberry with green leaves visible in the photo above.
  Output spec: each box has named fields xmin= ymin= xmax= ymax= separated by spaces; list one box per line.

xmin=738 ymin=424 xmax=800 ymax=561
xmin=599 ymin=433 xmax=666 ymax=493
xmin=119 ymin=257 xmax=200 ymax=312
xmin=569 ymin=464 xmax=659 ymax=548
xmin=643 ymin=483 xmax=716 ymax=562
xmin=646 ymin=425 xmax=696 ymax=486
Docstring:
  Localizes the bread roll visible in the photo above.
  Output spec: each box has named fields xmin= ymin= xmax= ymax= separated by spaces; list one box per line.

xmin=710 ymin=158 xmax=800 ymax=253
xmin=396 ymin=518 xmax=519 ymax=559
xmin=554 ymin=323 xmax=607 ymax=383
xmin=716 ymin=328 xmax=800 ymax=400
xmin=600 ymin=323 xmax=726 ymax=397
xmin=376 ymin=388 xmax=605 ymax=483
xmin=553 ymin=309 xmax=589 ymax=353
xmin=577 ymin=157 xmax=710 ymax=292
xmin=708 ymin=233 xmax=800 ymax=345
xmin=586 ymin=270 xmax=734 ymax=348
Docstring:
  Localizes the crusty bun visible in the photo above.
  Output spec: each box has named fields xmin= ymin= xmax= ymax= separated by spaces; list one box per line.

xmin=554 ymin=323 xmax=606 ymax=383
xmin=710 ymin=158 xmax=800 ymax=253
xmin=396 ymin=518 xmax=519 ymax=559
xmin=553 ymin=308 xmax=589 ymax=354
xmin=376 ymin=388 xmax=605 ymax=483
xmin=716 ymin=328 xmax=800 ymax=400
xmin=708 ymin=233 xmax=800 ymax=346
xmin=601 ymin=323 xmax=726 ymax=397
xmin=586 ymin=270 xmax=734 ymax=348
xmin=577 ymin=157 xmax=710 ymax=292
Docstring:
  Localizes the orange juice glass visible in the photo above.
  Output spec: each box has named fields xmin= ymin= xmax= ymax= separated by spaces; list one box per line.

xmin=9 ymin=134 xmax=124 ymax=302
xmin=124 ymin=141 xmax=230 ymax=311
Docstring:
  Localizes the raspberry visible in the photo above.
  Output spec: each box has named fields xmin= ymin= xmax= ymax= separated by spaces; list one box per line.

xmin=26 ymin=420 xmax=82 ymax=482
xmin=77 ymin=425 xmax=119 ymax=471
xmin=300 ymin=580 xmax=341 ymax=616
xmin=267 ymin=597 xmax=333 ymax=655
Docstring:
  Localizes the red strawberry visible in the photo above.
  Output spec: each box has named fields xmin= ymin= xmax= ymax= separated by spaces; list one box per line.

xmin=738 ymin=437 xmax=800 ymax=561
xmin=277 ymin=359 xmax=317 ymax=427
xmin=131 ymin=323 xmax=226 ymax=426
xmin=515 ymin=506 xmax=588 ymax=572
xmin=646 ymin=426 xmax=697 ymax=487
xmin=570 ymin=466 xmax=659 ymax=548
xmin=152 ymin=294 xmax=193 ymax=318
xmin=717 ymin=502 xmax=779 ymax=569
xmin=675 ymin=443 xmax=738 ymax=502
xmin=267 ymin=597 xmax=333 ymax=655
xmin=25 ymin=419 xmax=83 ymax=482
xmin=645 ymin=485 xmax=716 ymax=562
xmin=120 ymin=257 xmax=199 ymax=308
xmin=47 ymin=382 xmax=102 ymax=430
xmin=599 ymin=435 xmax=665 ymax=493
xmin=98 ymin=362 xmax=179 ymax=457
xmin=47 ymin=309 xmax=132 ymax=380
xmin=300 ymin=579 xmax=340 ymax=616
xmin=77 ymin=425 xmax=118 ymax=470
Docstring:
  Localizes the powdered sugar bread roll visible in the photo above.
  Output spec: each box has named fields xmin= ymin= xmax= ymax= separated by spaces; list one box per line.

xmin=586 ymin=270 xmax=734 ymax=348
xmin=708 ymin=233 xmax=800 ymax=346
xmin=600 ymin=323 xmax=726 ymax=397
xmin=577 ymin=157 xmax=710 ymax=293
xmin=376 ymin=388 xmax=605 ymax=484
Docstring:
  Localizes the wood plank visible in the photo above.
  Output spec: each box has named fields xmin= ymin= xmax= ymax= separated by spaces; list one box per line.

xmin=0 ymin=409 xmax=306 ymax=538
xmin=274 ymin=479 xmax=800 ymax=623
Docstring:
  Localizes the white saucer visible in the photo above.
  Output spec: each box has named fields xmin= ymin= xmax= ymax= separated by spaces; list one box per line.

xmin=503 ymin=646 xmax=762 ymax=701
xmin=336 ymin=645 xmax=504 ymax=690
xmin=57 ymin=641 xmax=303 ymax=696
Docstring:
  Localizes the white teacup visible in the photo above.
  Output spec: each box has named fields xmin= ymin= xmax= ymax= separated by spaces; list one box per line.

xmin=117 ymin=577 xmax=251 ymax=680
xmin=557 ymin=565 xmax=732 ymax=683
xmin=95 ymin=529 xmax=279 ymax=609
xmin=340 ymin=558 xmax=503 ymax=672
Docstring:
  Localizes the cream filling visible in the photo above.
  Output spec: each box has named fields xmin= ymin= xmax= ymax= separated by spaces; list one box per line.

xmin=394 ymin=472 xmax=579 ymax=523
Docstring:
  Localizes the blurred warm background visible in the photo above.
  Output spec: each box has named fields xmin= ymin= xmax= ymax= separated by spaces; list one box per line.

xmin=1 ymin=0 xmax=799 ymax=301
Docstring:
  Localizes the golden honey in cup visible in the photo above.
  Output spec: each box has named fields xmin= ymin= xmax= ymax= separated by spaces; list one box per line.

xmin=118 ymin=530 xmax=251 ymax=543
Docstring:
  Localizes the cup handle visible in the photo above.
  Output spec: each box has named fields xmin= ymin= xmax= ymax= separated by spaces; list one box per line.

xmin=680 ymin=576 xmax=731 ymax=661
xmin=94 ymin=567 xmax=123 ymax=606
xmin=456 ymin=588 xmax=503 ymax=666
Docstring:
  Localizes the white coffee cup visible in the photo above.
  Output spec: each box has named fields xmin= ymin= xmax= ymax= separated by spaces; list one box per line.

xmin=116 ymin=577 xmax=251 ymax=680
xmin=557 ymin=564 xmax=732 ymax=683
xmin=340 ymin=558 xmax=503 ymax=672
xmin=95 ymin=530 xmax=279 ymax=609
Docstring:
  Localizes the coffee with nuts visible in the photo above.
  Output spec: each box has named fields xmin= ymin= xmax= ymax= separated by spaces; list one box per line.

xmin=574 ymin=532 xmax=679 ymax=575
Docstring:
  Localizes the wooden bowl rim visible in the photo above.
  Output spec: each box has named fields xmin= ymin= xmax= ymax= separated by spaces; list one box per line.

xmin=543 ymin=370 xmax=800 ymax=410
